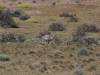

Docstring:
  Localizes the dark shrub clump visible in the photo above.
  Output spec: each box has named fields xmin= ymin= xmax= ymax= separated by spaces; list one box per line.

xmin=60 ymin=12 xmax=72 ymax=17
xmin=17 ymin=34 xmax=26 ymax=42
xmin=48 ymin=22 xmax=65 ymax=31
xmin=77 ymin=23 xmax=100 ymax=32
xmin=0 ymin=9 xmax=19 ymax=28
xmin=0 ymin=33 xmax=26 ymax=42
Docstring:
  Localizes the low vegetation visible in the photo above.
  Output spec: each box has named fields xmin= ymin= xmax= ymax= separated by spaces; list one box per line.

xmin=25 ymin=18 xmax=38 ymax=23
xmin=18 ymin=4 xmax=32 ymax=8
xmin=0 ymin=33 xmax=26 ymax=42
xmin=49 ymin=17 xmax=56 ymax=21
xmin=0 ymin=4 xmax=6 ymax=9
xmin=48 ymin=22 xmax=65 ymax=31
xmin=76 ymin=48 xmax=89 ymax=56
xmin=0 ymin=10 xmax=19 ymax=28
xmin=0 ymin=0 xmax=100 ymax=75
xmin=0 ymin=54 xmax=10 ymax=61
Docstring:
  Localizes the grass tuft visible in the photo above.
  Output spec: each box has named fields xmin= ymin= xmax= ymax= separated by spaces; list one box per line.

xmin=25 ymin=18 xmax=38 ymax=23
xmin=18 ymin=4 xmax=32 ymax=8
xmin=49 ymin=17 xmax=56 ymax=21
xmin=0 ymin=4 xmax=6 ymax=9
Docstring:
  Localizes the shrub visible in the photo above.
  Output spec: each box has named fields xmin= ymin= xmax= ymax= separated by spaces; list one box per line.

xmin=52 ymin=2 xmax=56 ymax=6
xmin=25 ymin=18 xmax=38 ymax=23
xmin=68 ymin=16 xmax=78 ymax=22
xmin=49 ymin=17 xmax=56 ymax=21
xmin=19 ymin=13 xmax=30 ymax=20
xmin=18 ymin=4 xmax=32 ymax=8
xmin=1 ymin=33 xmax=16 ymax=42
xmin=0 ymin=33 xmax=26 ymax=42
xmin=82 ymin=36 xmax=98 ymax=45
xmin=32 ymin=0 xmax=37 ymax=3
xmin=0 ymin=10 xmax=19 ymax=28
xmin=72 ymin=29 xmax=87 ymax=43
xmin=73 ymin=68 xmax=83 ymax=75
xmin=10 ymin=9 xmax=24 ymax=17
xmin=60 ymin=12 xmax=72 ymax=17
xmin=17 ymin=34 xmax=26 ymax=42
xmin=0 ymin=54 xmax=10 ymax=61
xmin=10 ymin=9 xmax=30 ymax=20
xmin=48 ymin=22 xmax=65 ymax=31
xmin=2 ymin=8 xmax=10 ymax=15
xmin=77 ymin=23 xmax=100 ymax=32
xmin=76 ymin=48 xmax=89 ymax=56
xmin=0 ymin=5 xmax=6 ymax=9
xmin=72 ymin=23 xmax=100 ymax=45
xmin=88 ymin=24 xmax=100 ymax=32
xmin=53 ymin=36 xmax=62 ymax=44
xmin=18 ymin=2 xmax=22 ymax=4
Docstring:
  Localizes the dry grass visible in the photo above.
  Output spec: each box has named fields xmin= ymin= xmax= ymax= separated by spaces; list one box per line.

xmin=0 ymin=0 xmax=100 ymax=75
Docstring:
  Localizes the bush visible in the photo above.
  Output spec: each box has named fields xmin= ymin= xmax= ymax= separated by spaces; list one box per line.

xmin=49 ymin=17 xmax=56 ymax=21
xmin=60 ymin=12 xmax=72 ymax=17
xmin=10 ymin=9 xmax=30 ymax=20
xmin=0 ymin=33 xmax=26 ymax=42
xmin=52 ymin=2 xmax=56 ymax=6
xmin=77 ymin=23 xmax=100 ymax=32
xmin=0 ymin=10 xmax=19 ymax=28
xmin=0 ymin=5 xmax=6 ymax=9
xmin=0 ymin=55 xmax=10 ymax=61
xmin=17 ymin=34 xmax=26 ymax=42
xmin=72 ymin=29 xmax=87 ymax=43
xmin=82 ymin=36 xmax=98 ymax=45
xmin=73 ymin=68 xmax=83 ymax=75
xmin=25 ymin=18 xmax=38 ymax=23
xmin=10 ymin=9 xmax=24 ymax=17
xmin=76 ymin=48 xmax=89 ymax=56
xmin=19 ymin=13 xmax=30 ymax=20
xmin=53 ymin=36 xmax=62 ymax=44
xmin=1 ymin=33 xmax=16 ymax=42
xmin=18 ymin=4 xmax=32 ymax=8
xmin=48 ymin=22 xmax=65 ymax=31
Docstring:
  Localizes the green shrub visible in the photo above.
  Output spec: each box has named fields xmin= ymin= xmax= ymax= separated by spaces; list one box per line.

xmin=25 ymin=18 xmax=38 ymax=23
xmin=76 ymin=48 xmax=89 ymax=56
xmin=18 ymin=4 xmax=32 ymax=8
xmin=0 ymin=5 xmax=6 ymax=9
xmin=0 ymin=55 xmax=10 ymax=61
xmin=49 ymin=17 xmax=56 ymax=21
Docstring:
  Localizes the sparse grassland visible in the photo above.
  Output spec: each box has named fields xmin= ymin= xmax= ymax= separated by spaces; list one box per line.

xmin=0 ymin=0 xmax=100 ymax=75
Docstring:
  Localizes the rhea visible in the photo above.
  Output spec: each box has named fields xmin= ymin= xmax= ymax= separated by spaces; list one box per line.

xmin=42 ymin=34 xmax=54 ymax=44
